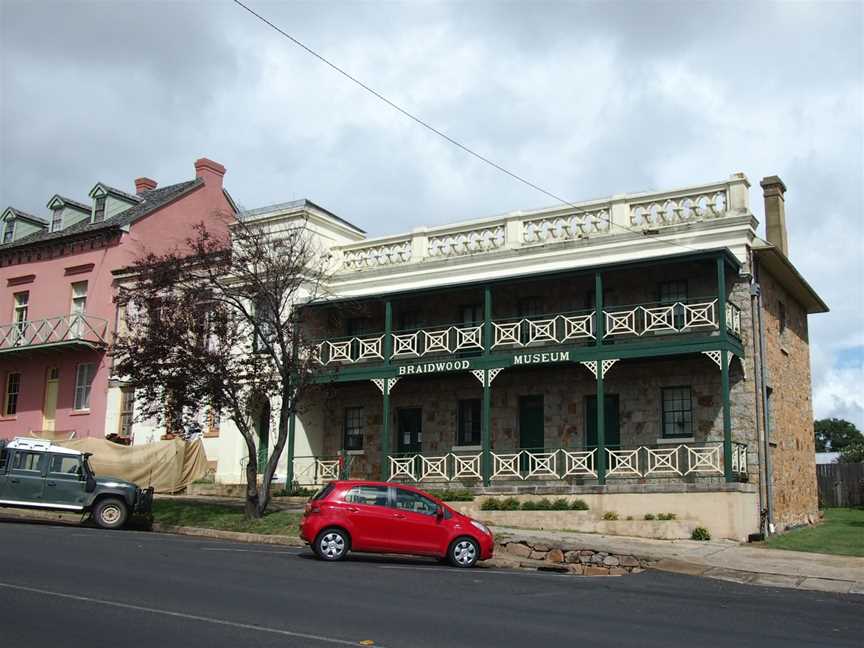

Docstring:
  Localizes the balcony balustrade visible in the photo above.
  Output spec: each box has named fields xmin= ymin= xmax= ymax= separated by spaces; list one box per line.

xmin=0 ymin=314 xmax=109 ymax=352
xmin=313 ymin=299 xmax=741 ymax=366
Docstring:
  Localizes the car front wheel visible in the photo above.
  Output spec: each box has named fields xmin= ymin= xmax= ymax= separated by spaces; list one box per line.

xmin=314 ymin=528 xmax=349 ymax=561
xmin=449 ymin=537 xmax=479 ymax=568
xmin=92 ymin=498 xmax=129 ymax=530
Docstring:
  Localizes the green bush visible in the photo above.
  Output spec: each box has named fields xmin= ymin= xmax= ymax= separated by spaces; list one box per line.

xmin=427 ymin=489 xmax=474 ymax=502
xmin=569 ymin=499 xmax=589 ymax=511
xmin=521 ymin=498 xmax=553 ymax=511
xmin=626 ymin=516 xmax=634 ymax=521
xmin=691 ymin=526 xmax=711 ymax=541
xmin=551 ymin=498 xmax=571 ymax=511
xmin=643 ymin=513 xmax=656 ymax=520
xmin=602 ymin=511 xmax=619 ymax=521
xmin=658 ymin=512 xmax=677 ymax=521
xmin=274 ymin=485 xmax=317 ymax=498
xmin=500 ymin=497 xmax=521 ymax=510
xmin=480 ymin=498 xmax=499 ymax=511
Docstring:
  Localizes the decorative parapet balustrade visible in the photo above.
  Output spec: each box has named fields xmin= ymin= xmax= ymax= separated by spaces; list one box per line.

xmin=0 ymin=314 xmax=109 ymax=352
xmin=313 ymin=300 xmax=739 ymax=365
xmin=383 ymin=442 xmax=747 ymax=483
xmin=292 ymin=455 xmax=351 ymax=485
xmin=333 ymin=175 xmax=749 ymax=272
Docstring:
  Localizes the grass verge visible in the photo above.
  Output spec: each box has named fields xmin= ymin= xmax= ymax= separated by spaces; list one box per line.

xmin=765 ymin=507 xmax=864 ymax=557
xmin=153 ymin=500 xmax=302 ymax=536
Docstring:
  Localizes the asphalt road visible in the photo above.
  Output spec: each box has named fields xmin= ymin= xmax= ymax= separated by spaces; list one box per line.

xmin=0 ymin=519 xmax=860 ymax=648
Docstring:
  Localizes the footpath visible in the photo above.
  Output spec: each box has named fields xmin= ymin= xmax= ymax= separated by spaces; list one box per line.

xmin=491 ymin=525 xmax=864 ymax=595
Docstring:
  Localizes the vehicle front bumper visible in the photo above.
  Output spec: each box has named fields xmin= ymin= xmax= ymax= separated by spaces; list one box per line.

xmin=134 ymin=487 xmax=154 ymax=516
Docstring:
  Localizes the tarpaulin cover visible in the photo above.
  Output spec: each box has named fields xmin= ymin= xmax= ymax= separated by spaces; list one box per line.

xmin=47 ymin=437 xmax=209 ymax=494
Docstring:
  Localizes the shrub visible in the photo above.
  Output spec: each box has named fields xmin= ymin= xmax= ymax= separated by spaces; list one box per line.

xmin=521 ymin=498 xmax=553 ymax=511
xmin=691 ymin=526 xmax=711 ymax=541
xmin=480 ymin=498 xmax=499 ymax=511
xmin=275 ymin=485 xmax=317 ymax=498
xmin=428 ymin=489 xmax=474 ymax=502
xmin=657 ymin=513 xmax=677 ymax=521
xmin=569 ymin=499 xmax=589 ymax=511
xmin=602 ymin=511 xmax=619 ymax=521
xmin=626 ymin=516 xmax=633 ymax=521
xmin=551 ymin=498 xmax=571 ymax=511
xmin=643 ymin=513 xmax=656 ymax=521
xmin=500 ymin=497 xmax=521 ymax=511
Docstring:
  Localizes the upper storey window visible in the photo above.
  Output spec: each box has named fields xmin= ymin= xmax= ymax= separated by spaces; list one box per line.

xmin=93 ymin=195 xmax=106 ymax=223
xmin=2 ymin=219 xmax=14 ymax=243
xmin=50 ymin=208 xmax=64 ymax=232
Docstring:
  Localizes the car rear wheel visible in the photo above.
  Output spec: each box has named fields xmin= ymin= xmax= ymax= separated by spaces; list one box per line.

xmin=314 ymin=528 xmax=349 ymax=561
xmin=449 ymin=537 xmax=479 ymax=568
xmin=93 ymin=498 xmax=128 ymax=530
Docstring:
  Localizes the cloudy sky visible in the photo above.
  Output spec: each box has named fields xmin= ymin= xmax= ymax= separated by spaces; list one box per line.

xmin=1 ymin=0 xmax=862 ymax=427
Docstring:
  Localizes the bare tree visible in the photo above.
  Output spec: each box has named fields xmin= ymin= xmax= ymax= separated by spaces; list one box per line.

xmin=112 ymin=217 xmax=330 ymax=518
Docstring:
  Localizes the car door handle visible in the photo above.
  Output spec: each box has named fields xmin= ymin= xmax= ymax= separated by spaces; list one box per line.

xmin=346 ymin=506 xmax=359 ymax=513
xmin=47 ymin=481 xmax=56 ymax=486
xmin=392 ymin=513 xmax=406 ymax=519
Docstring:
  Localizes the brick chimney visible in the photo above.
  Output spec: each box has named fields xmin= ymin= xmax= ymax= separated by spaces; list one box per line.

xmin=194 ymin=158 xmax=226 ymax=189
xmin=135 ymin=177 xmax=158 ymax=194
xmin=760 ymin=175 xmax=789 ymax=256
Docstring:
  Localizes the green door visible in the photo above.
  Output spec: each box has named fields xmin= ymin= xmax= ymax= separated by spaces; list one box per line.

xmin=519 ymin=395 xmax=545 ymax=450
xmin=397 ymin=408 xmax=422 ymax=453
xmin=5 ymin=450 xmax=46 ymax=502
xmin=585 ymin=395 xmax=621 ymax=449
xmin=44 ymin=453 xmax=86 ymax=508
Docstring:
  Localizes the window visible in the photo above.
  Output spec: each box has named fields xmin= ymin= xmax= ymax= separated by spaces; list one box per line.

xmin=659 ymin=280 xmax=688 ymax=329
xmin=13 ymin=291 xmax=29 ymax=328
xmin=518 ymin=297 xmax=543 ymax=343
xmin=2 ymin=219 xmax=14 ymax=243
xmin=343 ymin=406 xmax=364 ymax=451
xmin=662 ymin=387 xmax=693 ymax=438
xmin=93 ymin=196 xmax=106 ymax=223
xmin=457 ymin=399 xmax=481 ymax=446
xmin=51 ymin=208 xmax=64 ymax=232
xmin=12 ymin=451 xmax=44 ymax=473
xmin=118 ymin=387 xmax=135 ymax=437
xmin=48 ymin=455 xmax=82 ymax=478
xmin=393 ymin=488 xmax=438 ymax=516
xmin=70 ymin=281 xmax=88 ymax=315
xmin=779 ymin=301 xmax=787 ymax=335
xmin=74 ymin=363 xmax=96 ymax=410
xmin=343 ymin=485 xmax=388 ymax=507
xmin=3 ymin=372 xmax=21 ymax=416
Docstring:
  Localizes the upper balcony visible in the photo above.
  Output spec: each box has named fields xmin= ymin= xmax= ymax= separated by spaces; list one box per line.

xmin=327 ymin=174 xmax=753 ymax=295
xmin=0 ymin=314 xmax=109 ymax=355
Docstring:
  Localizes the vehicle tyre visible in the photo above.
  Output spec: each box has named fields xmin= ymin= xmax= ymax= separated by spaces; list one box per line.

xmin=449 ymin=536 xmax=479 ymax=568
xmin=314 ymin=528 xmax=350 ymax=561
xmin=92 ymin=498 xmax=128 ymax=530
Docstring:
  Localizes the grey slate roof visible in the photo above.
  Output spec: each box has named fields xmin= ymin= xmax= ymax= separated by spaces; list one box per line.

xmin=54 ymin=196 xmax=91 ymax=213
xmin=92 ymin=182 xmax=143 ymax=204
xmin=239 ymin=198 xmax=365 ymax=234
xmin=0 ymin=179 xmax=202 ymax=252
xmin=4 ymin=207 xmax=49 ymax=226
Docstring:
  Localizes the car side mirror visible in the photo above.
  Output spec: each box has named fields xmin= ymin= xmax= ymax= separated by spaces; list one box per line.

xmin=436 ymin=505 xmax=444 ymax=519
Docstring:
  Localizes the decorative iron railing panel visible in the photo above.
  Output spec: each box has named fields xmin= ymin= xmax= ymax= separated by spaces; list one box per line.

xmin=0 ymin=314 xmax=109 ymax=351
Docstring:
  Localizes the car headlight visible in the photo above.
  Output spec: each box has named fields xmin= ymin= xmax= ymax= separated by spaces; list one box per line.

xmin=470 ymin=520 xmax=491 ymax=535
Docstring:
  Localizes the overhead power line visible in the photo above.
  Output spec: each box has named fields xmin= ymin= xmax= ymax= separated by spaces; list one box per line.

xmin=231 ymin=0 xmax=713 ymax=255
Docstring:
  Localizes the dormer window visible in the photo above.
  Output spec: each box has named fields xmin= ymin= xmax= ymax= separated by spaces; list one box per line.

xmin=2 ymin=219 xmax=13 ymax=244
xmin=51 ymin=208 xmax=64 ymax=232
xmin=93 ymin=196 xmax=106 ymax=223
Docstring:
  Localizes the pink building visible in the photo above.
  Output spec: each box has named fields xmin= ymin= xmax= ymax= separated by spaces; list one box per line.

xmin=0 ymin=158 xmax=235 ymax=441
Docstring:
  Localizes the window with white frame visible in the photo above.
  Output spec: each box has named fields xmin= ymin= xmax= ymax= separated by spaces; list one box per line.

xmin=13 ymin=292 xmax=29 ymax=341
xmin=70 ymin=281 xmax=88 ymax=315
xmin=2 ymin=219 xmax=14 ymax=243
xmin=343 ymin=406 xmax=364 ymax=451
xmin=51 ymin=208 xmax=64 ymax=232
xmin=93 ymin=195 xmax=106 ymax=223
xmin=74 ymin=363 xmax=96 ymax=411
xmin=3 ymin=372 xmax=21 ymax=416
xmin=661 ymin=386 xmax=693 ymax=438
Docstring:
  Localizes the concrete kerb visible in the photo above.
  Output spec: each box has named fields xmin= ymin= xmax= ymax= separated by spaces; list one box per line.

xmin=150 ymin=523 xmax=305 ymax=547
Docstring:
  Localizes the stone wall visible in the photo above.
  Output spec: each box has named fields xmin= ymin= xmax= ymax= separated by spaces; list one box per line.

xmin=758 ymin=266 xmax=819 ymax=529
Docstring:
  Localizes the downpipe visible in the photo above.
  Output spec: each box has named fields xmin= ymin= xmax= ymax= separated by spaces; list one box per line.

xmin=751 ymin=259 xmax=775 ymax=535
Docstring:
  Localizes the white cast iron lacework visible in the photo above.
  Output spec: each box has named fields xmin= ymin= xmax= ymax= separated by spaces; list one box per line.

xmin=452 ymin=454 xmax=482 ymax=480
xmin=731 ymin=444 xmax=748 ymax=476
xmin=470 ymin=368 xmax=504 ymax=387
xmin=317 ymin=460 xmax=340 ymax=481
xmin=604 ymin=301 xmax=717 ymax=338
xmin=561 ymin=449 xmax=597 ymax=477
xmin=389 ymin=456 xmax=417 ymax=481
xmin=606 ymin=449 xmax=641 ymax=476
xmin=420 ymin=455 xmax=448 ymax=480
xmin=602 ymin=445 xmax=725 ymax=478
xmin=386 ymin=453 xmax=482 ymax=482
xmin=725 ymin=303 xmax=742 ymax=337
xmin=580 ymin=360 xmax=598 ymax=378
xmin=702 ymin=350 xmax=722 ymax=369
xmin=522 ymin=209 xmax=611 ymax=243
xmin=427 ymin=225 xmax=505 ymax=258
xmin=492 ymin=313 xmax=594 ymax=349
xmin=371 ymin=377 xmax=400 ymax=395
xmin=491 ymin=453 xmax=522 ymax=480
xmin=526 ymin=451 xmax=558 ymax=479
xmin=645 ymin=447 xmax=682 ymax=475
xmin=629 ymin=189 xmax=727 ymax=228
xmin=601 ymin=359 xmax=618 ymax=379
xmin=342 ymin=239 xmax=412 ymax=270
xmin=0 ymin=314 xmax=109 ymax=350
xmin=685 ymin=445 xmax=722 ymax=475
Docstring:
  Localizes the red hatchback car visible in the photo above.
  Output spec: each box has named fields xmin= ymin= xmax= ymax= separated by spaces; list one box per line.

xmin=300 ymin=480 xmax=494 ymax=567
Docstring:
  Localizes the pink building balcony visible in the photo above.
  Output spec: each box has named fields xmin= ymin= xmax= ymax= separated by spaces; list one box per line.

xmin=0 ymin=314 xmax=109 ymax=354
